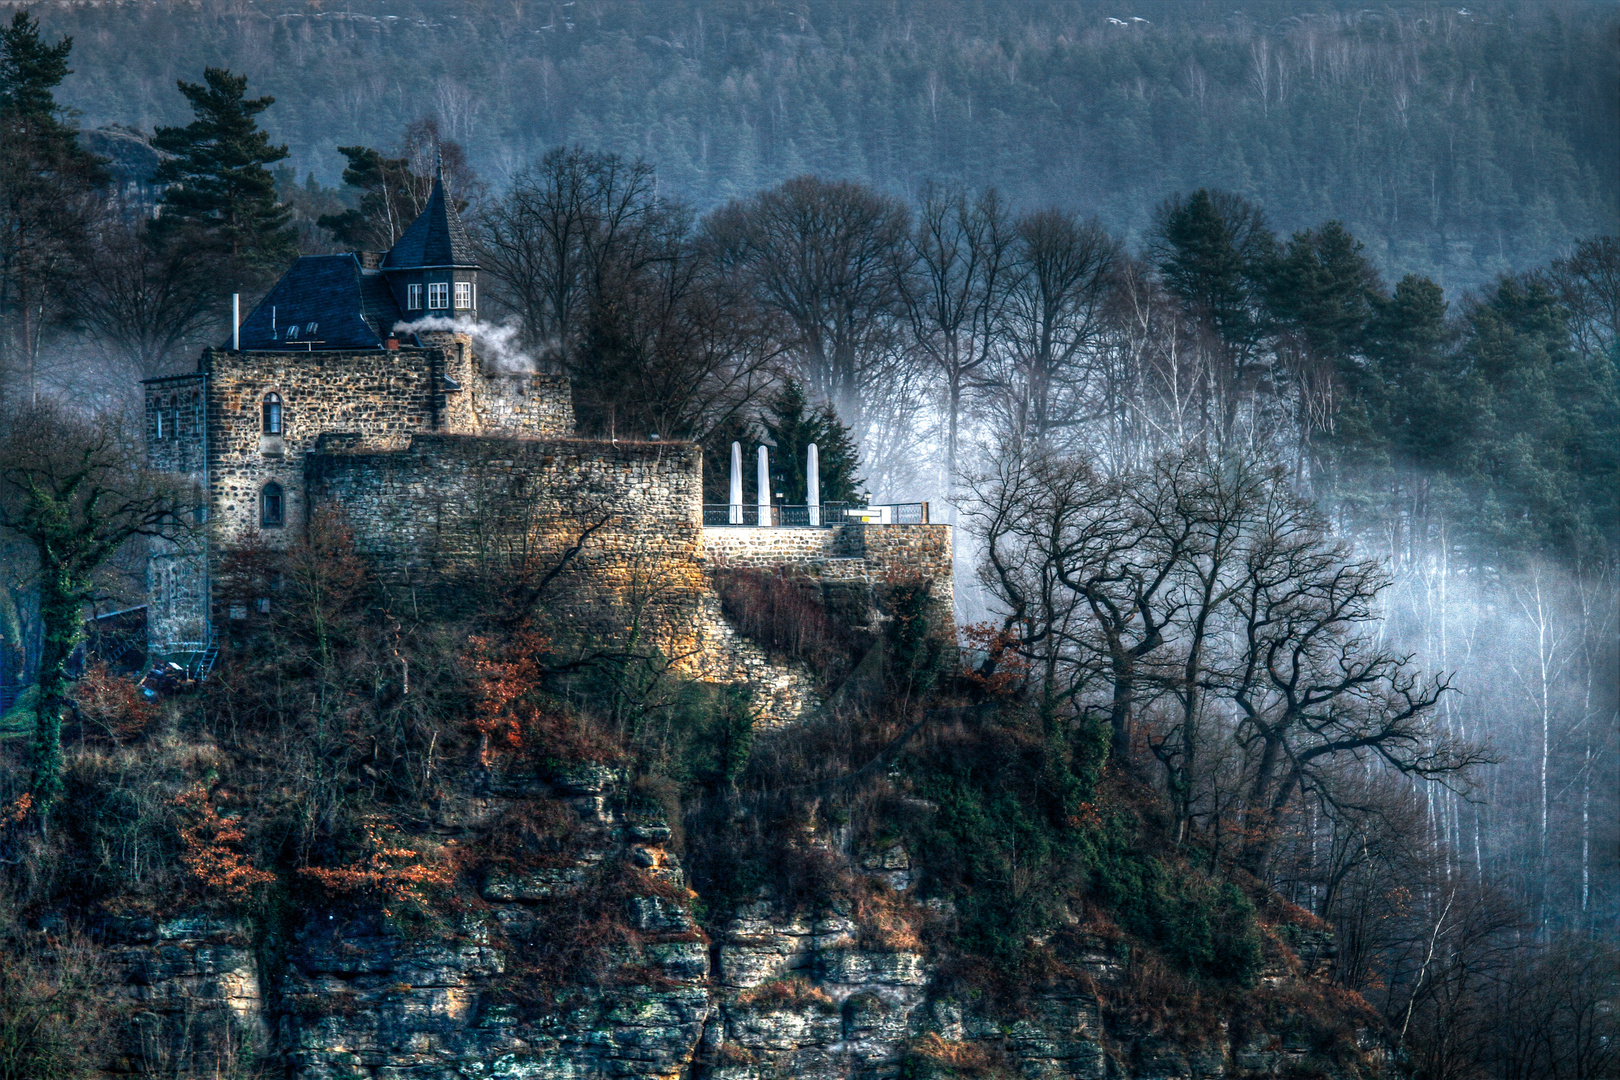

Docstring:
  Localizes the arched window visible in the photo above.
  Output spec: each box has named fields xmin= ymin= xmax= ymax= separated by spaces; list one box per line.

xmin=260 ymin=482 xmax=284 ymax=528
xmin=262 ymin=393 xmax=282 ymax=435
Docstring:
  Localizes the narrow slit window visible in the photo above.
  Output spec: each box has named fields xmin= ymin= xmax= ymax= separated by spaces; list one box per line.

xmin=407 ymin=283 xmax=423 ymax=310
xmin=155 ymin=411 xmax=165 ymax=440
xmin=427 ymin=282 xmax=449 ymax=309
xmin=260 ymin=482 xmax=285 ymax=528
xmin=454 ymin=281 xmax=473 ymax=309
xmin=262 ymin=393 xmax=282 ymax=435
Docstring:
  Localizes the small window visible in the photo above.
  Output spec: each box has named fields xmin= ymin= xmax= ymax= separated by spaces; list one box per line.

xmin=286 ymin=324 xmax=300 ymax=340
xmin=256 ymin=597 xmax=271 ymax=615
xmin=307 ymin=322 xmax=318 ymax=335
xmin=407 ymin=283 xmax=423 ymax=310
xmin=262 ymin=393 xmax=282 ymax=435
xmin=260 ymin=482 xmax=284 ymax=528
xmin=454 ymin=281 xmax=473 ymax=309
xmin=155 ymin=411 xmax=165 ymax=440
xmin=427 ymin=282 xmax=449 ymax=309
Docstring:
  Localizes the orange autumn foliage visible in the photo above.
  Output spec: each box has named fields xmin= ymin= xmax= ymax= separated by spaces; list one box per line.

xmin=172 ymin=783 xmax=274 ymax=902
xmin=468 ymin=631 xmax=546 ymax=754
xmin=297 ymin=824 xmax=452 ymax=915
xmin=959 ymin=622 xmax=1031 ymax=698
xmin=0 ymin=793 xmax=32 ymax=826
xmin=72 ymin=662 xmax=156 ymax=744
xmin=466 ymin=631 xmax=619 ymax=764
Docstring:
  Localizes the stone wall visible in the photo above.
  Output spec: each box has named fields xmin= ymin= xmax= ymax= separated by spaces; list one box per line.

xmin=144 ymin=375 xmax=209 ymax=649
xmin=144 ymin=374 xmax=208 ymax=478
xmin=705 ymin=523 xmax=957 ymax=638
xmin=432 ymin=332 xmax=575 ymax=437
xmin=308 ymin=435 xmax=707 ymax=645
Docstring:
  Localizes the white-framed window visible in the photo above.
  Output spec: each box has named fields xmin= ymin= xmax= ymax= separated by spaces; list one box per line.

xmin=427 ymin=282 xmax=450 ymax=309
xmin=454 ymin=281 xmax=473 ymax=309
xmin=407 ymin=283 xmax=423 ymax=310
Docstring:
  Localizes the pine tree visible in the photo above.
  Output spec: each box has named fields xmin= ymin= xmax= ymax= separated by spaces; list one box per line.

xmin=0 ymin=11 xmax=103 ymax=402
xmin=0 ymin=10 xmax=73 ymax=135
xmin=318 ymin=145 xmax=420 ymax=251
xmin=153 ymin=67 xmax=295 ymax=277
xmin=762 ymin=380 xmax=864 ymax=505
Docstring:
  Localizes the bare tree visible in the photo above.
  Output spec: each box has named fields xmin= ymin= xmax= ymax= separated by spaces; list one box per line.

xmin=69 ymin=211 xmax=222 ymax=382
xmin=1219 ymin=492 xmax=1477 ymax=874
xmin=704 ymin=175 xmax=912 ymax=431
xmin=990 ymin=209 xmax=1119 ymax=450
xmin=479 ymin=145 xmax=661 ymax=360
xmin=898 ymin=183 xmax=1013 ymax=496
xmin=1548 ymin=235 xmax=1619 ymax=365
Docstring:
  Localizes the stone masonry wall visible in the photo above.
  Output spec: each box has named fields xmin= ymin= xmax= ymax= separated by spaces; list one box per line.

xmin=197 ymin=341 xmax=573 ymax=549
xmin=704 ymin=523 xmax=957 ymax=637
xmin=308 ymin=435 xmax=708 ymax=648
xmin=144 ymin=374 xmax=208 ymax=477
xmin=199 ymin=347 xmax=442 ymax=547
xmin=432 ymin=332 xmax=574 ymax=437
xmin=307 ymin=436 xmax=823 ymax=722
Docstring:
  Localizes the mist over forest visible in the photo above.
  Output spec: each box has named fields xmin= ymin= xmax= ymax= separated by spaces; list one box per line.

xmin=32 ymin=0 xmax=1620 ymax=295
xmin=0 ymin=2 xmax=1616 ymax=1077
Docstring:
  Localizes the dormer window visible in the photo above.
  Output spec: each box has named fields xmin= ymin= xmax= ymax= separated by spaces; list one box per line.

xmin=286 ymin=324 xmax=300 ymax=340
xmin=454 ymin=282 xmax=473 ymax=310
xmin=427 ymin=282 xmax=449 ymax=310
xmin=407 ymin=283 xmax=423 ymax=310
xmin=262 ymin=393 xmax=283 ymax=435
xmin=260 ymin=482 xmax=284 ymax=528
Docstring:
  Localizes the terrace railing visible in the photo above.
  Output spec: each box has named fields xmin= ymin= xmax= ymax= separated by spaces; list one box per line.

xmin=702 ymin=502 xmax=929 ymax=528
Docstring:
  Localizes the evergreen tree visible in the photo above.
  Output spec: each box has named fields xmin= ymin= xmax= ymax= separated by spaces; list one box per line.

xmin=0 ymin=10 xmax=102 ymax=403
xmin=762 ymin=380 xmax=864 ymax=505
xmin=1460 ymin=277 xmax=1619 ymax=562
xmin=317 ymin=145 xmax=419 ymax=251
xmin=0 ymin=10 xmax=72 ymax=134
xmin=152 ymin=67 xmax=295 ymax=277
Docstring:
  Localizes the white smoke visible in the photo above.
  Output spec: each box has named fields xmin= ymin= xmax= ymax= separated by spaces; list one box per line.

xmin=390 ymin=317 xmax=545 ymax=374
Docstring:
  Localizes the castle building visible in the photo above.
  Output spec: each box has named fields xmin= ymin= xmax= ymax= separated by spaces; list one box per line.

xmin=144 ymin=168 xmax=954 ymax=720
xmin=143 ymin=169 xmax=571 ymax=655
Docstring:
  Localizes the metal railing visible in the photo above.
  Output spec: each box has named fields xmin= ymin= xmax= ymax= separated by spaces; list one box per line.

xmin=702 ymin=502 xmax=929 ymax=528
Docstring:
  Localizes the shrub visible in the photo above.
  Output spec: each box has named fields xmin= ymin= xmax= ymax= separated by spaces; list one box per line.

xmin=901 ymin=1034 xmax=1016 ymax=1079
xmin=68 ymin=663 xmax=155 ymax=745
xmin=736 ymin=976 xmax=837 ymax=1013
xmin=716 ymin=567 xmax=848 ymax=675
xmin=0 ymin=922 xmax=107 ymax=1080
xmin=297 ymin=822 xmax=452 ymax=917
xmin=172 ymin=781 xmax=274 ymax=904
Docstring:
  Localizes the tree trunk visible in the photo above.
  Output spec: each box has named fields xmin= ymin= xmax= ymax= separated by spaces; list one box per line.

xmin=31 ymin=566 xmax=82 ymax=816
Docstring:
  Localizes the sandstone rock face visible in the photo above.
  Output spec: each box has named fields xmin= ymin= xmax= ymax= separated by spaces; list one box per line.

xmin=80 ymin=771 xmax=1383 ymax=1080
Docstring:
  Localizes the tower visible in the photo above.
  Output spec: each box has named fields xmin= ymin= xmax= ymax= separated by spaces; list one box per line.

xmin=379 ymin=165 xmax=479 ymax=324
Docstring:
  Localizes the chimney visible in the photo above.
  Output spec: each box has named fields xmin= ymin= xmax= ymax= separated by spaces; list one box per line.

xmin=384 ymin=337 xmax=399 ymax=351
xmin=359 ymin=251 xmax=383 ymax=271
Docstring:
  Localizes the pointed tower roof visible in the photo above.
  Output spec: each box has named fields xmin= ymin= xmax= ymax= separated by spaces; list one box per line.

xmin=382 ymin=165 xmax=477 ymax=270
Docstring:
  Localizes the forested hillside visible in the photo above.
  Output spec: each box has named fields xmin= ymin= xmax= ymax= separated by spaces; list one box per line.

xmin=0 ymin=3 xmax=1615 ymax=1077
xmin=24 ymin=0 xmax=1620 ymax=294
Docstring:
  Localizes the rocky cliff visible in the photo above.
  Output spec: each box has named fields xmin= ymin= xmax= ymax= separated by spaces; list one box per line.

xmin=63 ymin=754 xmax=1383 ymax=1080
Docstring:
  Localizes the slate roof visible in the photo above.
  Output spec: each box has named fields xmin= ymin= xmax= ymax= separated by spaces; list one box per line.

xmin=381 ymin=171 xmax=477 ymax=270
xmin=230 ymin=254 xmax=404 ymax=351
